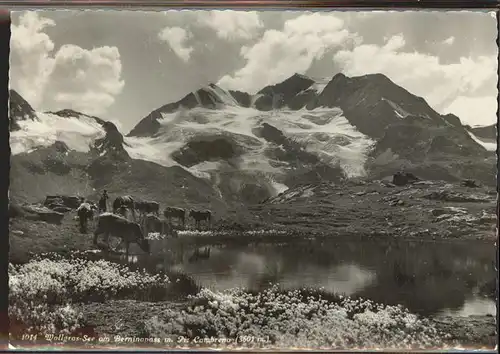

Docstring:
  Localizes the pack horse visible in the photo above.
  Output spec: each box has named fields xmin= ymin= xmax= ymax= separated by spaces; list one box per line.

xmin=189 ymin=209 xmax=212 ymax=230
xmin=163 ymin=207 xmax=186 ymax=228
xmin=93 ymin=213 xmax=150 ymax=258
xmin=112 ymin=195 xmax=136 ymax=220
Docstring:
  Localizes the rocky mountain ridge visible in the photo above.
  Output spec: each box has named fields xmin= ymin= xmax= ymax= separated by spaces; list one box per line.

xmin=8 ymin=72 xmax=497 ymax=212
xmin=125 ymin=72 xmax=496 ymax=188
xmin=9 ymin=89 xmax=37 ymax=131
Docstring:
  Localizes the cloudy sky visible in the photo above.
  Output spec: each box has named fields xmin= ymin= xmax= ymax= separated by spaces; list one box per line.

xmin=10 ymin=10 xmax=498 ymax=132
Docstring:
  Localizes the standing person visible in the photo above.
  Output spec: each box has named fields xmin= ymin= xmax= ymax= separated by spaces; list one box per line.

xmin=98 ymin=190 xmax=109 ymax=213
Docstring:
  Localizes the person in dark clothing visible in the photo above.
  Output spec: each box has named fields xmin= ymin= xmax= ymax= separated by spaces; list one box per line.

xmin=98 ymin=190 xmax=109 ymax=213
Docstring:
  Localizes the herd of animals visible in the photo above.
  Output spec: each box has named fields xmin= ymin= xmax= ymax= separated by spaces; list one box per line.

xmin=21 ymin=173 xmax=485 ymax=259
xmin=72 ymin=191 xmax=213 ymax=258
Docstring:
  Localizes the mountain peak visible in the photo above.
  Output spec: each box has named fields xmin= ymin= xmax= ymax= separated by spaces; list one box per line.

xmin=128 ymin=83 xmax=239 ymax=137
xmin=291 ymin=72 xmax=312 ymax=80
xmin=257 ymin=73 xmax=315 ymax=95
xmin=46 ymin=109 xmax=106 ymax=125
xmin=363 ymin=72 xmax=392 ymax=82
xmin=9 ymin=89 xmax=37 ymax=131
xmin=253 ymin=73 xmax=315 ymax=111
xmin=317 ymin=72 xmax=445 ymax=138
xmin=92 ymin=121 xmax=130 ymax=160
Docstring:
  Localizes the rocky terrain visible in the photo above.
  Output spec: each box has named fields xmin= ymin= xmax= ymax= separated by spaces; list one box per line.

xmin=219 ymin=177 xmax=497 ymax=241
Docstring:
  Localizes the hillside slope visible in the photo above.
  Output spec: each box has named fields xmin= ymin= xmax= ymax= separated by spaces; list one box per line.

xmin=9 ymin=108 xmax=228 ymax=212
xmin=245 ymin=179 xmax=497 ymax=241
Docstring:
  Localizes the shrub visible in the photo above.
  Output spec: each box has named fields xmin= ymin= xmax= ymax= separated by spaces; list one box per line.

xmin=9 ymin=252 xmax=171 ymax=336
xmin=140 ymin=285 xmax=448 ymax=350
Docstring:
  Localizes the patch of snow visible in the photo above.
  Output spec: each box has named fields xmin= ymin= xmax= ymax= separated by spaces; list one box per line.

xmin=443 ymin=206 xmax=468 ymax=214
xmin=273 ymin=107 xmax=375 ymax=177
xmin=124 ymin=136 xmax=183 ymax=168
xmin=467 ymin=131 xmax=496 ymax=152
xmin=437 ymin=213 xmax=478 ymax=223
xmin=14 ymin=100 xmax=376 ymax=186
xmin=270 ymin=181 xmax=289 ymax=195
xmin=250 ymin=93 xmax=263 ymax=108
xmin=10 ymin=112 xmax=104 ymax=155
xmin=204 ymin=85 xmax=239 ymax=107
xmin=382 ymin=97 xmax=410 ymax=119
xmin=192 ymin=90 xmax=202 ymax=106
xmin=309 ymin=77 xmax=330 ymax=95
xmin=302 ymin=187 xmax=315 ymax=198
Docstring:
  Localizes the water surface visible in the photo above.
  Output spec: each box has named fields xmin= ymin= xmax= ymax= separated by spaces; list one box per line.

xmin=134 ymin=237 xmax=496 ymax=317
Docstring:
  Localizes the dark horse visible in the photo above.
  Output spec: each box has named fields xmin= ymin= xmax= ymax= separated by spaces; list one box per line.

xmin=164 ymin=207 xmax=186 ymax=228
xmin=142 ymin=213 xmax=177 ymax=238
xmin=76 ymin=202 xmax=96 ymax=233
xmin=93 ymin=213 xmax=150 ymax=258
xmin=113 ymin=196 xmax=136 ymax=219
xmin=135 ymin=200 xmax=160 ymax=216
xmin=392 ymin=171 xmax=420 ymax=186
xmin=189 ymin=209 xmax=212 ymax=230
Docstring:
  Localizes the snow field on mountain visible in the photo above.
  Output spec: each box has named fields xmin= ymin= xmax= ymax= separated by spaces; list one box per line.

xmin=466 ymin=131 xmax=496 ymax=152
xmin=10 ymin=112 xmax=104 ymax=155
xmin=308 ymin=77 xmax=330 ymax=94
xmin=131 ymin=105 xmax=375 ymax=178
xmin=10 ymin=102 xmax=376 ymax=185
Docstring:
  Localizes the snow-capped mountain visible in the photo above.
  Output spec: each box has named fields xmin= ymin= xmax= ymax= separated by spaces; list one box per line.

xmin=8 ymin=72 xmax=497 ymax=208
xmin=126 ymin=72 xmax=495 ymax=185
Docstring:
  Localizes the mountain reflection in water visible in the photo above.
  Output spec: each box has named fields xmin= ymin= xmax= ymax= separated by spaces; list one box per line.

xmin=134 ymin=237 xmax=496 ymax=317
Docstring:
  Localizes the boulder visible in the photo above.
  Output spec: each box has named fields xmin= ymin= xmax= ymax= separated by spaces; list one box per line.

xmin=37 ymin=210 xmax=65 ymax=224
xmin=392 ymin=172 xmax=420 ymax=186
xmin=461 ymin=179 xmax=480 ymax=188
xmin=44 ymin=195 xmax=83 ymax=209
xmin=52 ymin=206 xmax=73 ymax=213
xmin=21 ymin=205 xmax=65 ymax=224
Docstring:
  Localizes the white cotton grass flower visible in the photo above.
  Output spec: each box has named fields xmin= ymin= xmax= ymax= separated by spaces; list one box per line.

xmin=10 ymin=252 xmax=450 ymax=350
xmin=8 ymin=252 xmax=171 ymax=337
xmin=174 ymin=229 xmax=287 ymax=237
xmin=143 ymin=284 xmax=447 ymax=350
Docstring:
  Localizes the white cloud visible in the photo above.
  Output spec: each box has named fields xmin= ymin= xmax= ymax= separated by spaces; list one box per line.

xmin=196 ymin=10 xmax=263 ymax=41
xmin=384 ymin=34 xmax=405 ymax=51
xmin=334 ymin=35 xmax=497 ymax=126
xmin=445 ymin=96 xmax=497 ymax=127
xmin=10 ymin=11 xmax=124 ymax=116
xmin=46 ymin=44 xmax=124 ymax=115
xmin=443 ymin=36 xmax=455 ymax=45
xmin=10 ymin=12 xmax=56 ymax=107
xmin=218 ymin=12 xmax=356 ymax=93
xmin=158 ymin=26 xmax=193 ymax=62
